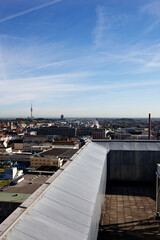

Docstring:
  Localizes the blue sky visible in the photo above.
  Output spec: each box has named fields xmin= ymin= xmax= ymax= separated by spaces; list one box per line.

xmin=0 ymin=0 xmax=160 ymax=118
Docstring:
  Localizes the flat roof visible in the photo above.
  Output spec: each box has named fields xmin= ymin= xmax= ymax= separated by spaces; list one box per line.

xmin=3 ymin=174 xmax=50 ymax=194
xmin=98 ymin=182 xmax=157 ymax=240
xmin=59 ymin=149 xmax=78 ymax=158
xmin=0 ymin=192 xmax=30 ymax=203
xmin=40 ymin=148 xmax=74 ymax=156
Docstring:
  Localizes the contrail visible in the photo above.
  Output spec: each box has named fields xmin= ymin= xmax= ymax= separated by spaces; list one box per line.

xmin=0 ymin=0 xmax=62 ymax=23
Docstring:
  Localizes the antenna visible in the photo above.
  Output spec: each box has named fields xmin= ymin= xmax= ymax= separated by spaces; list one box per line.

xmin=31 ymin=103 xmax=33 ymax=119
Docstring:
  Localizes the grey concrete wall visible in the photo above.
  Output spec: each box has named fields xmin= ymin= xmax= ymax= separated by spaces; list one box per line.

xmin=108 ymin=150 xmax=160 ymax=182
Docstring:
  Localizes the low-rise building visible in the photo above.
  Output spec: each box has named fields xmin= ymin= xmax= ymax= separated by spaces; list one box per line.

xmin=23 ymin=135 xmax=50 ymax=151
xmin=3 ymin=167 xmax=17 ymax=180
xmin=30 ymin=156 xmax=63 ymax=168
xmin=0 ymin=167 xmax=23 ymax=180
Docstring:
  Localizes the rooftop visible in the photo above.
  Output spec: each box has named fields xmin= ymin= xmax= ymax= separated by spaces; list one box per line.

xmin=1 ymin=140 xmax=160 ymax=240
xmin=3 ymin=174 xmax=50 ymax=194
xmin=93 ymin=139 xmax=160 ymax=151
xmin=98 ymin=182 xmax=158 ymax=240
xmin=40 ymin=148 xmax=78 ymax=157
xmin=59 ymin=149 xmax=78 ymax=158
xmin=0 ymin=192 xmax=30 ymax=203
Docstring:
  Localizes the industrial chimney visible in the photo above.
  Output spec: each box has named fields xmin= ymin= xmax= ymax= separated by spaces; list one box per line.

xmin=148 ymin=113 xmax=151 ymax=140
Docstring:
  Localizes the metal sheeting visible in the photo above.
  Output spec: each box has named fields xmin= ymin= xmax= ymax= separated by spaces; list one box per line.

xmin=95 ymin=141 xmax=160 ymax=151
xmin=2 ymin=142 xmax=107 ymax=240
xmin=94 ymin=140 xmax=160 ymax=182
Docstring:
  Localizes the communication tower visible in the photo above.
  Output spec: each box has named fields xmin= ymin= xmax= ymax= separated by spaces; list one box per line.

xmin=31 ymin=103 xmax=33 ymax=119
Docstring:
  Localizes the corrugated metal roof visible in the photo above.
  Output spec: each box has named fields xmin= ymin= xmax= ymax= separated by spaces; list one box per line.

xmin=94 ymin=141 xmax=160 ymax=151
xmin=1 ymin=142 xmax=107 ymax=240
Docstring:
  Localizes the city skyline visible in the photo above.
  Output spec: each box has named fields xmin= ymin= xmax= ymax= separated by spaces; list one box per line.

xmin=0 ymin=0 xmax=160 ymax=118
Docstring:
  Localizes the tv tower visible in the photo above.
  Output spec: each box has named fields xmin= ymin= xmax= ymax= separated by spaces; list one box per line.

xmin=31 ymin=103 xmax=33 ymax=119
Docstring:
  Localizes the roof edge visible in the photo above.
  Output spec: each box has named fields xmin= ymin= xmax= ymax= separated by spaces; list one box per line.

xmin=0 ymin=141 xmax=90 ymax=237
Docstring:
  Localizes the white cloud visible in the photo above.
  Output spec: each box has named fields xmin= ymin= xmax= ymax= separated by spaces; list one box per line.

xmin=0 ymin=47 xmax=7 ymax=80
xmin=140 ymin=0 xmax=160 ymax=18
xmin=0 ymin=34 xmax=22 ymax=40
xmin=146 ymin=62 xmax=160 ymax=67
xmin=93 ymin=6 xmax=106 ymax=48
xmin=37 ymin=59 xmax=73 ymax=69
xmin=0 ymin=72 xmax=159 ymax=106
xmin=139 ymin=1 xmax=160 ymax=34
xmin=0 ymin=0 xmax=62 ymax=23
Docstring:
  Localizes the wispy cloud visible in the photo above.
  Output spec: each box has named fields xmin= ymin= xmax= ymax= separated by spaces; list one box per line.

xmin=0 ymin=72 xmax=159 ymax=106
xmin=146 ymin=61 xmax=160 ymax=67
xmin=2 ymin=30 xmax=160 ymax=80
xmin=1 ymin=0 xmax=160 ymax=117
xmin=0 ymin=47 xmax=7 ymax=80
xmin=139 ymin=0 xmax=160 ymax=34
xmin=37 ymin=59 xmax=73 ymax=69
xmin=0 ymin=0 xmax=62 ymax=23
xmin=0 ymin=34 xmax=22 ymax=40
xmin=140 ymin=0 xmax=160 ymax=18
xmin=93 ymin=6 xmax=106 ymax=48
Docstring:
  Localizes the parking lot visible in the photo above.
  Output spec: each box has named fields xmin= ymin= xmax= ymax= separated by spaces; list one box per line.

xmin=3 ymin=174 xmax=50 ymax=194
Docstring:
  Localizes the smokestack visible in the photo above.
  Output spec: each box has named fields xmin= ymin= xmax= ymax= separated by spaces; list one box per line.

xmin=148 ymin=113 xmax=151 ymax=140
